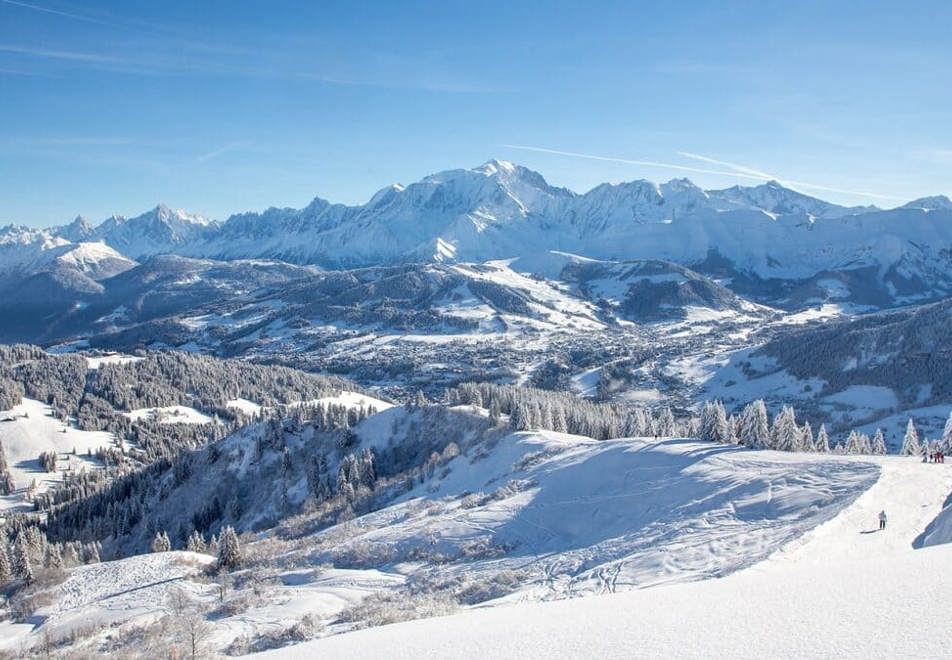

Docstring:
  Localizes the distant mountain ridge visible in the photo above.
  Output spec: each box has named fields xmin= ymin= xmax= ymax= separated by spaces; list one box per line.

xmin=2 ymin=159 xmax=952 ymax=310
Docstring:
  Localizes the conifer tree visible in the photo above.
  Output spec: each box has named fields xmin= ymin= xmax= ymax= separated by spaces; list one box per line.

xmin=800 ymin=421 xmax=815 ymax=452
xmin=872 ymin=428 xmax=887 ymax=455
xmin=699 ymin=401 xmax=730 ymax=443
xmin=901 ymin=419 xmax=921 ymax=456
xmin=845 ymin=430 xmax=862 ymax=455
xmin=217 ymin=526 xmax=241 ymax=570
xmin=152 ymin=530 xmax=171 ymax=553
xmin=0 ymin=543 xmax=10 ymax=583
xmin=207 ymin=534 xmax=219 ymax=558
xmin=45 ymin=543 xmax=63 ymax=569
xmin=12 ymin=535 xmax=33 ymax=584
xmin=771 ymin=406 xmax=799 ymax=451
xmin=657 ymin=407 xmax=676 ymax=438
xmin=187 ymin=530 xmax=207 ymax=554
xmin=815 ymin=424 xmax=831 ymax=453
xmin=738 ymin=400 xmax=770 ymax=449
xmin=942 ymin=411 xmax=952 ymax=453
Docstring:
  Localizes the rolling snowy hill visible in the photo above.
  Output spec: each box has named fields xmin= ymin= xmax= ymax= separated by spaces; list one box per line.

xmin=3 ymin=407 xmax=950 ymax=657
xmin=261 ymin=451 xmax=952 ymax=659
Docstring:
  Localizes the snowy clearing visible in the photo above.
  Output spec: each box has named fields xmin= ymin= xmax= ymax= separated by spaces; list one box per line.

xmin=290 ymin=391 xmax=394 ymax=412
xmin=0 ymin=398 xmax=112 ymax=512
xmin=84 ymin=353 xmax=143 ymax=370
xmin=123 ymin=405 xmax=218 ymax=425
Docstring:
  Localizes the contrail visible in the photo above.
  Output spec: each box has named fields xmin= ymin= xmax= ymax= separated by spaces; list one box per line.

xmin=678 ymin=151 xmax=904 ymax=201
xmin=502 ymin=144 xmax=903 ymax=202
xmin=499 ymin=144 xmax=767 ymax=182
xmin=676 ymin=151 xmax=777 ymax=180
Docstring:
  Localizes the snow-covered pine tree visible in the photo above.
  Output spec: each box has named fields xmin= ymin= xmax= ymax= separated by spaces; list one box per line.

xmin=699 ymin=401 xmax=730 ymax=443
xmin=657 ymin=407 xmax=676 ymax=438
xmin=151 ymin=530 xmax=171 ymax=553
xmin=12 ymin=535 xmax=33 ymax=584
xmin=0 ymin=543 xmax=10 ymax=583
xmin=63 ymin=543 xmax=79 ymax=566
xmin=509 ymin=404 xmax=530 ymax=431
xmin=738 ymin=400 xmax=770 ymax=449
xmin=217 ymin=526 xmax=241 ymax=570
xmin=901 ymin=419 xmax=921 ymax=456
xmin=800 ymin=421 xmax=815 ymax=452
xmin=815 ymin=424 xmax=831 ymax=453
xmin=0 ymin=441 xmax=15 ymax=495
xmin=45 ymin=542 xmax=63 ymax=569
xmin=186 ymin=530 xmax=207 ymax=553
xmin=942 ymin=411 xmax=952 ymax=453
xmin=207 ymin=534 xmax=219 ymax=558
xmin=844 ymin=430 xmax=862 ymax=455
xmin=85 ymin=541 xmax=101 ymax=564
xmin=712 ymin=401 xmax=730 ymax=443
xmin=771 ymin=406 xmax=799 ymax=452
xmin=871 ymin=428 xmax=887 ymax=455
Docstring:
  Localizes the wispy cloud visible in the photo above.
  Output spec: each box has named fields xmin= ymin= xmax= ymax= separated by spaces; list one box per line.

xmin=0 ymin=0 xmax=121 ymax=28
xmin=0 ymin=43 xmax=121 ymax=63
xmin=0 ymin=39 xmax=497 ymax=92
xmin=195 ymin=141 xmax=252 ymax=164
xmin=0 ymin=3 xmax=495 ymax=93
xmin=0 ymin=65 xmax=45 ymax=76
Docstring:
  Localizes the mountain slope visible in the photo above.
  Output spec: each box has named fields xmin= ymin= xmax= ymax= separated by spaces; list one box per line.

xmin=260 ymin=454 xmax=952 ymax=660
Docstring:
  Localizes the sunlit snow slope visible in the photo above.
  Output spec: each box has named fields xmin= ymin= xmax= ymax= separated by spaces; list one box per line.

xmin=262 ymin=455 xmax=952 ymax=659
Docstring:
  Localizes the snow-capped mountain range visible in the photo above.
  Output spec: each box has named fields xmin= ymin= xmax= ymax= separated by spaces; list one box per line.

xmin=3 ymin=159 xmax=951 ymax=298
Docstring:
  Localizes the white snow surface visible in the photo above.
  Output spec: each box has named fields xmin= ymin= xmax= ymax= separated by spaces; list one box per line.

xmin=0 ymin=398 xmax=112 ymax=512
xmin=123 ymin=405 xmax=217 ymax=425
xmin=259 ymin=455 xmax=952 ymax=659
xmin=6 ymin=429 xmax=952 ymax=658
xmin=305 ymin=433 xmax=878 ymax=598
xmin=291 ymin=391 xmax=394 ymax=412
xmin=84 ymin=352 xmax=143 ymax=370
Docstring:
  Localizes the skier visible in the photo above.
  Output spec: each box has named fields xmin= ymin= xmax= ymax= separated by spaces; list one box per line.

xmin=878 ymin=510 xmax=887 ymax=531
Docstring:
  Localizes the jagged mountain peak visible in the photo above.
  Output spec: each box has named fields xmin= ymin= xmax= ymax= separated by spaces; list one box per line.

xmin=474 ymin=158 xmax=518 ymax=175
xmin=53 ymin=215 xmax=95 ymax=242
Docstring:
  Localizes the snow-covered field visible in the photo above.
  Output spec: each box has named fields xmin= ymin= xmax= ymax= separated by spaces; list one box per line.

xmin=9 ymin=428 xmax=952 ymax=657
xmin=123 ymin=405 xmax=218 ymax=425
xmin=84 ymin=353 xmax=143 ymax=370
xmin=0 ymin=398 xmax=112 ymax=512
xmin=293 ymin=391 xmax=394 ymax=413
xmin=260 ymin=454 xmax=952 ymax=659
xmin=314 ymin=433 xmax=878 ymax=597
xmin=0 ymin=552 xmax=216 ymax=651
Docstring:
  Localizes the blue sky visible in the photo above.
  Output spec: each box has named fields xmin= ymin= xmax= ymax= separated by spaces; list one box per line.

xmin=2 ymin=0 xmax=951 ymax=226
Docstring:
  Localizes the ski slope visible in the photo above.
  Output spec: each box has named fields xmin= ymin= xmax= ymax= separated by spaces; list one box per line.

xmin=259 ymin=456 xmax=952 ymax=659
